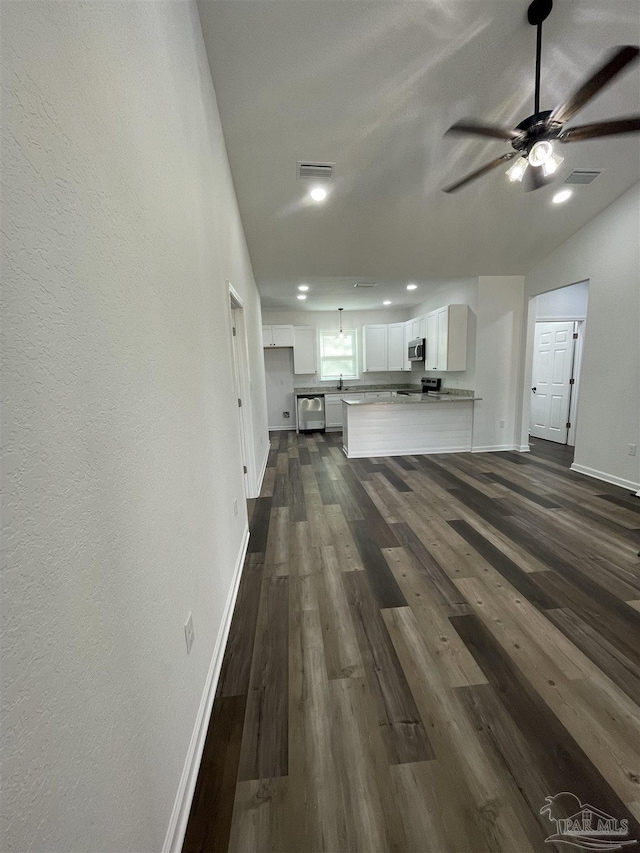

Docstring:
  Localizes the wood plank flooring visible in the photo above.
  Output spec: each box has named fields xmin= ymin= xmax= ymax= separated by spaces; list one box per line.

xmin=183 ymin=434 xmax=640 ymax=853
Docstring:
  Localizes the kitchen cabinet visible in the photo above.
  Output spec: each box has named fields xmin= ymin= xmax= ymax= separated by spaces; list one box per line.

xmin=409 ymin=315 xmax=427 ymax=341
xmin=425 ymin=304 xmax=468 ymax=371
xmin=262 ymin=324 xmax=294 ymax=348
xmin=293 ymin=327 xmax=316 ymax=374
xmin=387 ymin=323 xmax=406 ymax=371
xmin=325 ymin=392 xmax=364 ymax=429
xmin=402 ymin=321 xmax=413 ymax=371
xmin=363 ymin=325 xmax=388 ymax=372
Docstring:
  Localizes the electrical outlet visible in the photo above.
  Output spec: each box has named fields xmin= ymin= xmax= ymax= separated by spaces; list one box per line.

xmin=499 ymin=419 xmax=506 ymax=429
xmin=234 ymin=499 xmax=238 ymax=516
xmin=184 ymin=613 xmax=194 ymax=654
xmin=283 ymin=411 xmax=290 ymax=418
xmin=628 ymin=444 xmax=637 ymax=457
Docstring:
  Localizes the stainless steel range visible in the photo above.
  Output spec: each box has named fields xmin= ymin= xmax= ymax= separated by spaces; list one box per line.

xmin=397 ymin=377 xmax=442 ymax=398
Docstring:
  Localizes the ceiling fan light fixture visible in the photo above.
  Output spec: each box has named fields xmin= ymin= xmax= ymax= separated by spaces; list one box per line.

xmin=528 ymin=140 xmax=554 ymax=167
xmin=542 ymin=152 xmax=564 ymax=176
xmin=506 ymin=156 xmax=529 ymax=182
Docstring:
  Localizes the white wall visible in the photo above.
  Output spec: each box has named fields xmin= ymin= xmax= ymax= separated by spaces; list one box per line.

xmin=473 ymin=277 xmax=525 ymax=451
xmin=264 ymin=347 xmax=295 ymax=428
xmin=534 ymin=280 xmax=589 ymax=320
xmin=262 ymin=308 xmax=419 ymax=387
xmin=2 ymin=2 xmax=268 ymax=852
xmin=519 ymin=183 xmax=640 ymax=489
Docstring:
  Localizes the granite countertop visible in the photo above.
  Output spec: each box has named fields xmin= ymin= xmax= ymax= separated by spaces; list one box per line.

xmin=295 ymin=384 xmax=416 ymax=394
xmin=344 ymin=395 xmax=481 ymax=406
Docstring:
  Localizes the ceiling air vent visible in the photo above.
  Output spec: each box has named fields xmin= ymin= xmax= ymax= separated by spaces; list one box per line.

xmin=565 ymin=169 xmax=602 ymax=185
xmin=297 ymin=162 xmax=334 ymax=180
xmin=353 ymin=282 xmax=377 ymax=288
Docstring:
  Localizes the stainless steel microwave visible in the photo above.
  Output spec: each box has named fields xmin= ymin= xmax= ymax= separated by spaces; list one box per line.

xmin=408 ymin=338 xmax=425 ymax=361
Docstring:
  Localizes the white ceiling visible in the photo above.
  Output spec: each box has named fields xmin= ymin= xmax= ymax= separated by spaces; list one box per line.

xmin=197 ymin=0 xmax=640 ymax=311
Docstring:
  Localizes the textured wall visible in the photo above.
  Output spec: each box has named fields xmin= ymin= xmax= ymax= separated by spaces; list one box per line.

xmin=2 ymin=1 xmax=268 ymax=850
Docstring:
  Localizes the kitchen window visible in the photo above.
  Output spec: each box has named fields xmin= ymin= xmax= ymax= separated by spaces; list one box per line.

xmin=319 ymin=329 xmax=358 ymax=381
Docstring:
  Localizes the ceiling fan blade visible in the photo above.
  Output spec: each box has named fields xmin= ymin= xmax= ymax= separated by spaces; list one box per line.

xmin=442 ymin=152 xmax=516 ymax=193
xmin=523 ymin=164 xmax=554 ymax=193
xmin=550 ymin=45 xmax=640 ymax=126
xmin=445 ymin=120 xmax=520 ymax=141
xmin=560 ymin=116 xmax=640 ymax=142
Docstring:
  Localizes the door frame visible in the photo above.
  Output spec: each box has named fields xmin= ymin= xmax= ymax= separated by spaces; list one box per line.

xmin=529 ymin=320 xmax=584 ymax=446
xmin=518 ymin=280 xmax=589 ymax=452
xmin=227 ymin=282 xmax=254 ymax=497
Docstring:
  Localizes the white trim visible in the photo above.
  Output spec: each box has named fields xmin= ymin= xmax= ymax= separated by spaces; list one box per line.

xmin=570 ymin=463 xmax=640 ymax=493
xmin=268 ymin=425 xmax=295 ymax=431
xmin=343 ymin=444 xmax=471 ymax=458
xmin=471 ymin=444 xmax=519 ymax=453
xmin=228 ymin=281 xmax=244 ymax=309
xmin=252 ymin=440 xmax=270 ymax=498
xmin=516 ymin=444 xmax=531 ymax=452
xmin=163 ymin=525 xmax=250 ymax=853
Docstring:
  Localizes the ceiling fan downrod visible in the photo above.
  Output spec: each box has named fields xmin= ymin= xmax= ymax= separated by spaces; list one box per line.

xmin=528 ymin=0 xmax=553 ymax=117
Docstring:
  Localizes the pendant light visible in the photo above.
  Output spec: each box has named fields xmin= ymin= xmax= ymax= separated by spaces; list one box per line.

xmin=338 ymin=308 xmax=344 ymax=340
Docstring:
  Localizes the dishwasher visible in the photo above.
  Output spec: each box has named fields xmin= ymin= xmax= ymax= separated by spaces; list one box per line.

xmin=297 ymin=395 xmax=325 ymax=432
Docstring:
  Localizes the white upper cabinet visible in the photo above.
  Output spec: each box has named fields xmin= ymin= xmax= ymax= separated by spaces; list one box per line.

xmin=363 ymin=325 xmax=388 ymax=372
xmin=425 ymin=304 xmax=468 ymax=371
xmin=292 ymin=327 xmax=316 ymax=374
xmin=409 ymin=315 xmax=427 ymax=341
xmin=402 ymin=321 xmax=413 ymax=371
xmin=387 ymin=323 xmax=405 ymax=371
xmin=263 ymin=324 xmax=294 ymax=347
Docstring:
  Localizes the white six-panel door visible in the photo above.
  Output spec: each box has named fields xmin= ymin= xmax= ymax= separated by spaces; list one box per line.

xmin=530 ymin=321 xmax=575 ymax=443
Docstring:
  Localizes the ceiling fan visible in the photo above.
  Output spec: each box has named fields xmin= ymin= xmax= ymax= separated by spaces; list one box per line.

xmin=443 ymin=0 xmax=640 ymax=193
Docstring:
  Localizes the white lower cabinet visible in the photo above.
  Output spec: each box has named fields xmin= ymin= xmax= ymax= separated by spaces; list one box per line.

xmin=325 ymin=393 xmax=364 ymax=428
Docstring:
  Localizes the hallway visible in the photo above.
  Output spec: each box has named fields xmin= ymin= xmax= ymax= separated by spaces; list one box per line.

xmin=184 ymin=433 xmax=640 ymax=853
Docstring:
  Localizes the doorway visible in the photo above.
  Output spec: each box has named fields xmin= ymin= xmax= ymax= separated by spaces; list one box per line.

xmin=228 ymin=283 xmax=252 ymax=497
xmin=526 ymin=281 xmax=588 ymax=448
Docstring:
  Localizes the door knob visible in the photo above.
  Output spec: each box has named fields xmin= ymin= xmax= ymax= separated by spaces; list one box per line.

xmin=531 ymin=387 xmax=537 ymax=393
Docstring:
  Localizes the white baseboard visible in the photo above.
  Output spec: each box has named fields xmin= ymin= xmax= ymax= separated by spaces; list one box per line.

xmin=267 ymin=425 xmax=294 ymax=431
xmin=471 ymin=444 xmax=518 ymax=453
xmin=516 ymin=445 xmax=531 ymax=453
xmin=343 ymin=445 xmax=471 ymax=458
xmin=252 ymin=439 xmax=270 ymax=499
xmin=163 ymin=525 xmax=250 ymax=853
xmin=570 ymin=463 xmax=640 ymax=493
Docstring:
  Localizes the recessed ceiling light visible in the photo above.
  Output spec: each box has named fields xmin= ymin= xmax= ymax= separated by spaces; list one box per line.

xmin=383 ymin=300 xmax=392 ymax=305
xmin=310 ymin=187 xmax=327 ymax=202
xmin=407 ymin=284 xmax=418 ymax=291
xmin=297 ymin=294 xmax=307 ymax=300
xmin=298 ymin=284 xmax=309 ymax=291
xmin=552 ymin=189 xmax=573 ymax=204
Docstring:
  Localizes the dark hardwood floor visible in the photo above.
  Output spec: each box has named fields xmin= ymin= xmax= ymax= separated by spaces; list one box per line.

xmin=183 ymin=432 xmax=640 ymax=853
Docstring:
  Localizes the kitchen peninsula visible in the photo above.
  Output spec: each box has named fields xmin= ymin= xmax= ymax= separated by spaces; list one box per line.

xmin=341 ymin=394 xmax=481 ymax=458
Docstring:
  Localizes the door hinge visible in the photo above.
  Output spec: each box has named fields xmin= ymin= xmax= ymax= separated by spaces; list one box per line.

xmin=566 ymin=422 xmax=571 ymax=429
xmin=573 ymin=332 xmax=578 ymax=339
xmin=238 ymin=398 xmax=242 ymax=408
xmin=569 ymin=378 xmax=575 ymax=385
xmin=233 ymin=327 xmax=237 ymax=336
xmin=243 ymin=465 xmax=247 ymax=474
